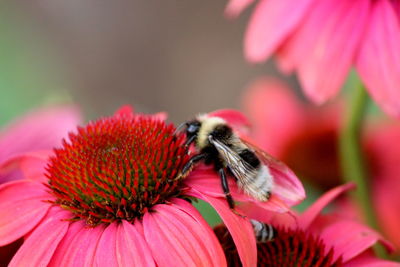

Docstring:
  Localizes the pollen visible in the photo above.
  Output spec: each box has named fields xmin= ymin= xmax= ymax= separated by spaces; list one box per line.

xmin=46 ymin=113 xmax=190 ymax=226
xmin=214 ymin=225 xmax=343 ymax=267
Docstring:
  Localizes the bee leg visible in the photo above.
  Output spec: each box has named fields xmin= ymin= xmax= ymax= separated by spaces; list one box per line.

xmin=170 ymin=153 xmax=206 ymax=182
xmin=218 ymin=168 xmax=246 ymax=218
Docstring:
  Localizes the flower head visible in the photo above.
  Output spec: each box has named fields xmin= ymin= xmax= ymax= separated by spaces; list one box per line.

xmin=0 ymin=106 xmax=305 ymax=267
xmin=214 ymin=183 xmax=398 ymax=266
xmin=226 ymin=0 xmax=400 ymax=117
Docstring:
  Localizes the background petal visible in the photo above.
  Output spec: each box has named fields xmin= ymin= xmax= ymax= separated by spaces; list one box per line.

xmin=244 ymin=0 xmax=315 ymax=62
xmin=344 ymin=251 xmax=400 ymax=267
xmin=0 ymin=180 xmax=50 ymax=246
xmin=0 ymin=151 xmax=52 ymax=183
xmin=241 ymin=78 xmax=305 ymax=156
xmin=295 ymin=0 xmax=370 ymax=103
xmin=9 ymin=207 xmax=70 ymax=267
xmin=0 ymin=106 xmax=81 ymax=165
xmin=356 ymin=0 xmax=400 ymax=117
xmin=298 ymin=183 xmax=355 ymax=229
xmin=225 ymin=0 xmax=255 ymax=19
xmin=320 ymin=220 xmax=394 ymax=262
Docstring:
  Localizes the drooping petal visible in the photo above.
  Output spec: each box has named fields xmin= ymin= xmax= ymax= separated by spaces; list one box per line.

xmin=225 ymin=0 xmax=255 ymax=19
xmin=48 ymin=221 xmax=105 ymax=267
xmin=0 ymin=106 xmax=80 ymax=165
xmin=356 ymin=0 xmax=400 ymax=117
xmin=0 ymin=180 xmax=50 ymax=246
xmin=244 ymin=0 xmax=315 ymax=62
xmin=143 ymin=199 xmax=226 ymax=267
xmin=0 ymin=151 xmax=52 ymax=183
xmin=320 ymin=220 xmax=394 ymax=263
xmin=294 ymin=0 xmax=370 ymax=103
xmin=190 ymin=190 xmax=256 ymax=267
xmin=344 ymin=251 xmax=400 ymax=267
xmin=298 ymin=183 xmax=355 ymax=229
xmin=241 ymin=78 xmax=305 ymax=156
xmin=9 ymin=207 xmax=70 ymax=267
xmin=116 ymin=221 xmax=155 ymax=267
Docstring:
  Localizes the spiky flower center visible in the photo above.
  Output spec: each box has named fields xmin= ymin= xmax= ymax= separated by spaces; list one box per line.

xmin=46 ymin=114 xmax=189 ymax=226
xmin=214 ymin=225 xmax=343 ymax=267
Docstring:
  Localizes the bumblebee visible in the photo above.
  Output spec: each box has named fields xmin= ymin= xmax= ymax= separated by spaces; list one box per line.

xmin=176 ymin=114 xmax=292 ymax=211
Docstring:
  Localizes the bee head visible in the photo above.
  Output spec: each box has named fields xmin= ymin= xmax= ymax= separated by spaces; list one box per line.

xmin=186 ymin=120 xmax=201 ymax=135
xmin=174 ymin=120 xmax=201 ymax=147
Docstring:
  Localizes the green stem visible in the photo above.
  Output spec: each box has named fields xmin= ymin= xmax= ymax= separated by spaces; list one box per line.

xmin=339 ymin=84 xmax=386 ymax=257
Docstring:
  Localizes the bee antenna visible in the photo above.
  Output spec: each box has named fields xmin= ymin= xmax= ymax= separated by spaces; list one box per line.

xmin=173 ymin=122 xmax=188 ymax=136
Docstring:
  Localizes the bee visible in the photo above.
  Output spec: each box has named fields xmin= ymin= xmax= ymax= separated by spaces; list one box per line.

xmin=176 ymin=114 xmax=290 ymax=211
xmin=250 ymin=219 xmax=276 ymax=243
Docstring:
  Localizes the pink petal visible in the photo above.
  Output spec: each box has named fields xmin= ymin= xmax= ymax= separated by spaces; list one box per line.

xmin=224 ymin=0 xmax=255 ymax=19
xmin=356 ymin=0 xmax=400 ymax=117
xmin=293 ymin=0 xmax=370 ymax=103
xmin=113 ymin=105 xmax=134 ymax=117
xmin=143 ymin=199 xmax=226 ymax=267
xmin=116 ymin=221 xmax=155 ymax=267
xmin=298 ymin=183 xmax=355 ymax=229
xmin=94 ymin=222 xmax=120 ymax=267
xmin=185 ymin=166 xmax=290 ymax=213
xmin=190 ymin=191 xmax=256 ymax=267
xmin=9 ymin=207 xmax=70 ymax=267
xmin=0 ymin=106 xmax=80 ymax=165
xmin=170 ymin=198 xmax=227 ymax=265
xmin=344 ymin=251 xmax=400 ymax=267
xmin=0 ymin=151 xmax=51 ymax=183
xmin=0 ymin=180 xmax=51 ymax=246
xmin=244 ymin=0 xmax=315 ymax=62
xmin=48 ymin=221 xmax=105 ymax=267
xmin=320 ymin=220 xmax=394 ymax=262
xmin=241 ymin=78 xmax=305 ymax=156
xmin=262 ymin=151 xmax=306 ymax=206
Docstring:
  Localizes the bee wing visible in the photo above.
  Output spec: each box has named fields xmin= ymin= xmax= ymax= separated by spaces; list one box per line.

xmin=208 ymin=136 xmax=257 ymax=186
xmin=241 ymin=139 xmax=305 ymax=205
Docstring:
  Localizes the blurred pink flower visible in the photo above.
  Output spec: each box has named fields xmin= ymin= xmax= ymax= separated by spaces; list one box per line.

xmin=242 ymin=78 xmax=400 ymax=252
xmin=215 ymin=183 xmax=398 ymax=266
xmin=0 ymin=106 xmax=81 ymax=184
xmin=0 ymin=106 xmax=305 ymax=267
xmin=226 ymin=0 xmax=400 ymax=117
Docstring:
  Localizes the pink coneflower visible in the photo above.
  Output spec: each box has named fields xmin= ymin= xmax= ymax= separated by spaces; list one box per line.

xmin=214 ymin=183 xmax=398 ymax=266
xmin=0 ymin=106 xmax=305 ymax=267
xmin=226 ymin=0 xmax=400 ymax=117
xmin=241 ymin=78 xmax=400 ymax=252
xmin=0 ymin=106 xmax=81 ymax=184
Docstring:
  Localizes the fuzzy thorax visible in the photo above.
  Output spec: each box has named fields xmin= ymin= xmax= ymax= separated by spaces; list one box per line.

xmin=195 ymin=114 xmax=226 ymax=149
